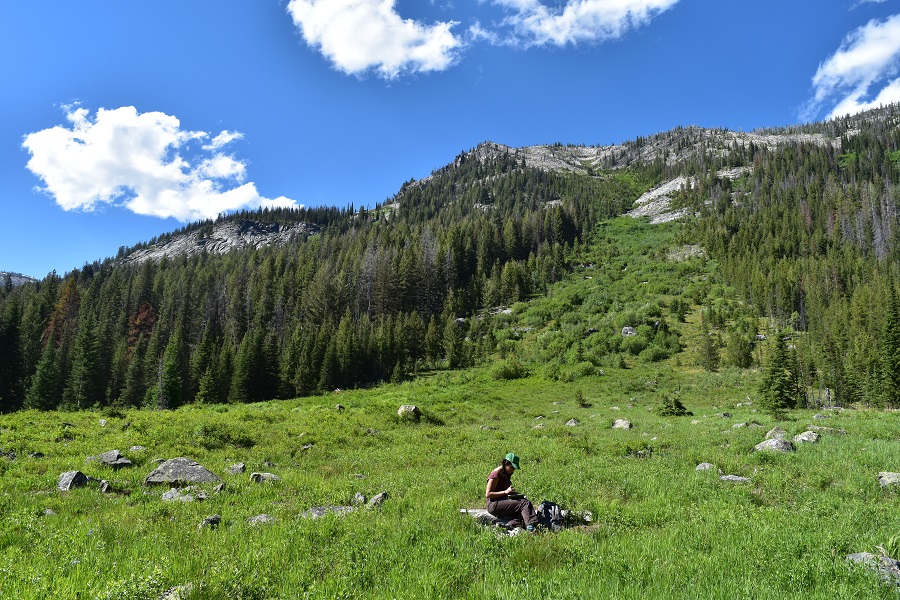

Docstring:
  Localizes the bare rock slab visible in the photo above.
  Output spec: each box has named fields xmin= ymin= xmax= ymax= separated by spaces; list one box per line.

xmin=765 ymin=427 xmax=787 ymax=440
xmin=720 ymin=475 xmax=750 ymax=483
xmin=145 ymin=457 xmax=220 ymax=487
xmin=301 ymin=506 xmax=357 ymax=519
xmin=847 ymin=552 xmax=900 ymax=586
xmin=87 ymin=449 xmax=133 ymax=469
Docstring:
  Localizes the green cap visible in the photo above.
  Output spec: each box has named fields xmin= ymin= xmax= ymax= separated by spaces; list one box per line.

xmin=505 ymin=452 xmax=521 ymax=470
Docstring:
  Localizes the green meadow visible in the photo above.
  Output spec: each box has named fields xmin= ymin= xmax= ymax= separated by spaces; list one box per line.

xmin=2 ymin=218 xmax=899 ymax=598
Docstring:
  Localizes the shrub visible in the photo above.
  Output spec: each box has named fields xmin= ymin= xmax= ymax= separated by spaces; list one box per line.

xmin=491 ymin=359 xmax=528 ymax=380
xmin=657 ymin=396 xmax=691 ymax=417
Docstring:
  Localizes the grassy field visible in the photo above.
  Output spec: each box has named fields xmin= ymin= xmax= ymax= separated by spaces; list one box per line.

xmin=2 ymin=218 xmax=899 ymax=598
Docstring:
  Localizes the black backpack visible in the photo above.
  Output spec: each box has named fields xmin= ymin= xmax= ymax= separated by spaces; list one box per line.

xmin=536 ymin=501 xmax=564 ymax=531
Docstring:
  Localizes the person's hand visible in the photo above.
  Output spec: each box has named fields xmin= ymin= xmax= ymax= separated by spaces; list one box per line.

xmin=507 ymin=487 xmax=516 ymax=495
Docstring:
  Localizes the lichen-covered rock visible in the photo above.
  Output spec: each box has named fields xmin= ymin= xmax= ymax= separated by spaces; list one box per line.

xmin=755 ymin=438 xmax=794 ymax=453
xmin=878 ymin=472 xmax=900 ymax=488
xmin=847 ymin=552 xmax=900 ymax=586
xmin=368 ymin=492 xmax=388 ymax=508
xmin=793 ymin=431 xmax=819 ymax=444
xmin=144 ymin=458 xmax=219 ymax=487
xmin=565 ymin=419 xmax=579 ymax=427
xmin=720 ymin=475 xmax=750 ymax=483
xmin=226 ymin=463 xmax=245 ymax=475
xmin=612 ymin=419 xmax=632 ymax=430
xmin=397 ymin=405 xmax=421 ymax=421
xmin=765 ymin=427 xmax=787 ymax=440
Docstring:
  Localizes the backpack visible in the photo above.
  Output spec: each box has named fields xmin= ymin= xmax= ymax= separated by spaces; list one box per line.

xmin=536 ymin=501 xmax=564 ymax=531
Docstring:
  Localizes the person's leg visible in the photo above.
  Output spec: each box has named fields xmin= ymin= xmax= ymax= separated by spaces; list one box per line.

xmin=489 ymin=499 xmax=526 ymax=528
xmin=520 ymin=500 xmax=538 ymax=527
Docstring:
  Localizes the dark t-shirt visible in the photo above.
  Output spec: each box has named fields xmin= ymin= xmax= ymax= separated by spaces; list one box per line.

xmin=487 ymin=467 xmax=511 ymax=499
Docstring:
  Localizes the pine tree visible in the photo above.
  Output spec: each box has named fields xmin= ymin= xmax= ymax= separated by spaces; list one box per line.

xmin=881 ymin=278 xmax=900 ymax=408
xmin=699 ymin=314 xmax=720 ymax=372
xmin=158 ymin=331 xmax=184 ymax=410
xmin=63 ymin=315 xmax=102 ymax=409
xmin=25 ymin=341 xmax=60 ymax=410
xmin=759 ymin=331 xmax=799 ymax=418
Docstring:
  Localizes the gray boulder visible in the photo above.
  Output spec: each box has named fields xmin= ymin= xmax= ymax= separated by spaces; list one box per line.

xmin=368 ymin=492 xmax=388 ymax=508
xmin=352 ymin=492 xmax=367 ymax=506
xmin=755 ymin=438 xmax=794 ymax=453
xmin=397 ymin=405 xmax=421 ymax=421
xmin=696 ymin=462 xmax=715 ymax=472
xmin=98 ymin=480 xmax=112 ymax=494
xmin=765 ymin=427 xmax=787 ymax=440
xmin=250 ymin=472 xmax=281 ymax=484
xmin=58 ymin=471 xmax=88 ymax=491
xmin=248 ymin=514 xmax=275 ymax=525
xmin=226 ymin=463 xmax=246 ymax=475
xmin=145 ymin=457 xmax=220 ymax=487
xmin=793 ymin=431 xmax=819 ymax=444
xmin=847 ymin=552 xmax=900 ymax=586
xmin=87 ymin=449 xmax=132 ymax=470
xmin=878 ymin=472 xmax=900 ymax=488
xmin=199 ymin=515 xmax=221 ymax=530
xmin=162 ymin=487 xmax=206 ymax=502
xmin=565 ymin=419 xmax=579 ymax=427
xmin=301 ymin=506 xmax=357 ymax=519
xmin=612 ymin=419 xmax=632 ymax=430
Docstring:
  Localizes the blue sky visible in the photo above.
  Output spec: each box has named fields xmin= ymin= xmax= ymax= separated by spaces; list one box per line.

xmin=2 ymin=0 xmax=899 ymax=278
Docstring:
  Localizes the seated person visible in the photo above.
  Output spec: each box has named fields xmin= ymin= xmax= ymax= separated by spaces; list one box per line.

xmin=485 ymin=452 xmax=538 ymax=532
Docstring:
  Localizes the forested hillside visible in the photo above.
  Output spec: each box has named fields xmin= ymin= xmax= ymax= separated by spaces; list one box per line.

xmin=1 ymin=103 xmax=899 ymax=413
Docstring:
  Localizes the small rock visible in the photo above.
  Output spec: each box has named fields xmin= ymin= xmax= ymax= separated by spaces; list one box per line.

xmin=58 ymin=471 xmax=88 ymax=491
xmin=335 ymin=404 xmax=345 ymax=411
xmin=87 ymin=449 xmax=133 ymax=470
xmin=813 ymin=413 xmax=828 ymax=420
xmin=754 ymin=438 xmax=795 ymax=453
xmin=162 ymin=488 xmax=195 ymax=502
xmin=199 ymin=515 xmax=221 ymax=530
xmin=696 ymin=462 xmax=715 ymax=472
xmin=532 ymin=424 xmax=545 ymax=430
xmin=98 ymin=419 xmax=107 ymax=427
xmin=213 ymin=482 xmax=226 ymax=494
xmin=720 ymin=475 xmax=750 ymax=483
xmin=98 ymin=480 xmax=112 ymax=494
xmin=793 ymin=431 xmax=819 ymax=444
xmin=302 ymin=443 xmax=314 ymax=450
xmin=226 ymin=463 xmax=246 ymax=475
xmin=847 ymin=552 xmax=900 ymax=586
xmin=301 ymin=506 xmax=356 ymax=519
xmin=719 ymin=412 xmax=732 ymax=418
xmin=160 ymin=584 xmax=194 ymax=600
xmin=765 ymin=427 xmax=787 ymax=441
xmin=42 ymin=508 xmax=57 ymax=516
xmin=128 ymin=446 xmax=146 ymax=452
xmin=612 ymin=419 xmax=632 ymax=430
xmin=732 ymin=422 xmax=746 ymax=429
xmin=29 ymin=452 xmax=45 ymax=459
xmin=250 ymin=472 xmax=281 ymax=484
xmin=368 ymin=492 xmax=388 ymax=508
xmin=352 ymin=492 xmax=367 ymax=506
xmin=565 ymin=419 xmax=579 ymax=427
xmin=878 ymin=472 xmax=900 ymax=488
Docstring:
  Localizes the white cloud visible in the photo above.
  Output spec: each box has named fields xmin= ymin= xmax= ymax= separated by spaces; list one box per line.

xmin=286 ymin=0 xmax=463 ymax=79
xmin=22 ymin=106 xmax=298 ymax=222
xmin=805 ymin=14 xmax=900 ymax=120
xmin=492 ymin=0 xmax=680 ymax=47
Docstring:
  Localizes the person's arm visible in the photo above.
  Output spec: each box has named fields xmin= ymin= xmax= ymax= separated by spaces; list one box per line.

xmin=485 ymin=470 xmax=514 ymax=499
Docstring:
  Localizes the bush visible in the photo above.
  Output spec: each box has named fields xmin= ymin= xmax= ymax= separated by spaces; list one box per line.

xmin=492 ymin=359 xmax=529 ymax=381
xmin=657 ymin=396 xmax=691 ymax=417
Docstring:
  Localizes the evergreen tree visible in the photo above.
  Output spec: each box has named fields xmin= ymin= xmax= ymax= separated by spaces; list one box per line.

xmin=25 ymin=341 xmax=61 ymax=410
xmin=759 ymin=331 xmax=800 ymax=418
xmin=0 ymin=297 xmax=25 ymax=412
xmin=62 ymin=314 xmax=102 ymax=409
xmin=881 ymin=278 xmax=900 ymax=408
xmin=698 ymin=314 xmax=720 ymax=372
xmin=158 ymin=331 xmax=185 ymax=410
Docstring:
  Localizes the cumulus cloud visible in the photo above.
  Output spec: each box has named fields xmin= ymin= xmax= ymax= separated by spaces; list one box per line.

xmin=805 ymin=14 xmax=900 ymax=120
xmin=286 ymin=0 xmax=463 ymax=78
xmin=22 ymin=106 xmax=298 ymax=222
xmin=492 ymin=0 xmax=681 ymax=47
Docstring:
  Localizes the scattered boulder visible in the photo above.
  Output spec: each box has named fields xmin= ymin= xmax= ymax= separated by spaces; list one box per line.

xmin=301 ymin=506 xmax=357 ymax=519
xmin=87 ymin=449 xmax=132 ymax=470
xmin=793 ymin=431 xmax=819 ymax=444
xmin=565 ymin=419 xmax=579 ymax=427
xmin=532 ymin=424 xmax=545 ymax=430
xmin=128 ymin=446 xmax=146 ymax=452
xmin=878 ymin=472 xmax=900 ymax=488
xmin=813 ymin=413 xmax=828 ymax=420
xmin=226 ymin=463 xmax=246 ymax=475
xmin=368 ymin=492 xmax=388 ymax=508
xmin=765 ymin=427 xmax=787 ymax=441
xmin=719 ymin=412 xmax=732 ymax=418
xmin=98 ymin=480 xmax=112 ymax=494
xmin=42 ymin=508 xmax=56 ymax=516
xmin=621 ymin=326 xmax=636 ymax=337
xmin=352 ymin=492 xmax=367 ymax=506
xmin=162 ymin=487 xmax=204 ymax=502
xmin=247 ymin=514 xmax=275 ymax=525
xmin=696 ymin=462 xmax=715 ymax=472
xmin=29 ymin=452 xmax=45 ymax=459
xmin=754 ymin=439 xmax=795 ymax=453
xmin=58 ymin=471 xmax=88 ymax=491
xmin=145 ymin=458 xmax=220 ymax=487
xmin=720 ymin=475 xmax=750 ymax=483
xmin=847 ymin=552 xmax=900 ymax=586
xmin=397 ymin=405 xmax=421 ymax=421
xmin=250 ymin=472 xmax=281 ymax=484
xmin=335 ymin=404 xmax=345 ymax=411
xmin=199 ymin=515 xmax=221 ymax=530
xmin=213 ymin=482 xmax=226 ymax=494
xmin=160 ymin=584 xmax=194 ymax=600
xmin=612 ymin=419 xmax=632 ymax=430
